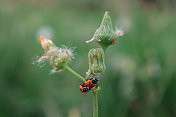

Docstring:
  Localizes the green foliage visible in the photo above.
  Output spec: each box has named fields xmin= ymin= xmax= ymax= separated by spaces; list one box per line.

xmin=0 ymin=1 xmax=176 ymax=117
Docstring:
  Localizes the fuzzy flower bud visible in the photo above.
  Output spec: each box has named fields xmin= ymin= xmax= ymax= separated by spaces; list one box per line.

xmin=86 ymin=48 xmax=106 ymax=78
xmin=38 ymin=36 xmax=74 ymax=73
xmin=50 ymin=48 xmax=73 ymax=70
xmin=86 ymin=11 xmax=123 ymax=50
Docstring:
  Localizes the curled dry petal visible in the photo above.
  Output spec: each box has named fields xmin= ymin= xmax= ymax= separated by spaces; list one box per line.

xmin=37 ymin=56 xmax=49 ymax=63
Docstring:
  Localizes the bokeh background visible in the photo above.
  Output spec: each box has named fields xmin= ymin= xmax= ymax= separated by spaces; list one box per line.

xmin=0 ymin=0 xmax=176 ymax=117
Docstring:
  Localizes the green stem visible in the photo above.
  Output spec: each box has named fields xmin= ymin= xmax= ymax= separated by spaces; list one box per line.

xmin=65 ymin=66 xmax=85 ymax=82
xmin=101 ymin=45 xmax=107 ymax=53
xmin=93 ymin=86 xmax=98 ymax=117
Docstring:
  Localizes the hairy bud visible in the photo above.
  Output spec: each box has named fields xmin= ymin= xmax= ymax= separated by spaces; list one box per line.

xmin=38 ymin=36 xmax=74 ymax=72
xmin=86 ymin=11 xmax=123 ymax=50
xmin=95 ymin=11 xmax=117 ymax=46
xmin=86 ymin=48 xmax=106 ymax=78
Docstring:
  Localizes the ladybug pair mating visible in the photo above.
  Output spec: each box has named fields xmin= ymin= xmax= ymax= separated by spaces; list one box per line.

xmin=79 ymin=75 xmax=99 ymax=93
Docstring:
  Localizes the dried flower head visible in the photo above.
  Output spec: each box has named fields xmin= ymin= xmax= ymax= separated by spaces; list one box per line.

xmin=38 ymin=36 xmax=74 ymax=72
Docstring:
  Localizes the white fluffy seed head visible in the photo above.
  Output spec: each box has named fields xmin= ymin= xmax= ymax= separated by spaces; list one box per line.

xmin=115 ymin=29 xmax=124 ymax=37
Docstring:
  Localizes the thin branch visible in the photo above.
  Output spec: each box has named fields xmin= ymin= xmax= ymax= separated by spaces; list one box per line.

xmin=65 ymin=66 xmax=85 ymax=82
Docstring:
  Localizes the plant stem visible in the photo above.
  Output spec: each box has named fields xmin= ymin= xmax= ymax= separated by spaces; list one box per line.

xmin=66 ymin=65 xmax=99 ymax=117
xmin=101 ymin=45 xmax=107 ymax=53
xmin=93 ymin=87 xmax=98 ymax=117
xmin=65 ymin=66 xmax=85 ymax=82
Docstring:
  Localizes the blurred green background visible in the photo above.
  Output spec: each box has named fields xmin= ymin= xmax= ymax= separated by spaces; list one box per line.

xmin=0 ymin=0 xmax=176 ymax=117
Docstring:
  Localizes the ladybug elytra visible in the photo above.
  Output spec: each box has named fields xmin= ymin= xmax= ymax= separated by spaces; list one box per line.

xmin=79 ymin=74 xmax=99 ymax=93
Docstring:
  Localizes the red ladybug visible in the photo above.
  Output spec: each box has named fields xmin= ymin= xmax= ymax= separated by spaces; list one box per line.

xmin=83 ymin=80 xmax=92 ymax=88
xmin=90 ymin=76 xmax=99 ymax=88
xmin=79 ymin=75 xmax=99 ymax=93
xmin=79 ymin=85 xmax=89 ymax=93
xmin=79 ymin=82 xmax=90 ymax=93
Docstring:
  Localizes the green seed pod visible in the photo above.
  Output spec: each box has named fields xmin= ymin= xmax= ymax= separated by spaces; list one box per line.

xmin=95 ymin=11 xmax=117 ymax=47
xmin=87 ymin=48 xmax=106 ymax=78
xmin=86 ymin=12 xmax=120 ymax=51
